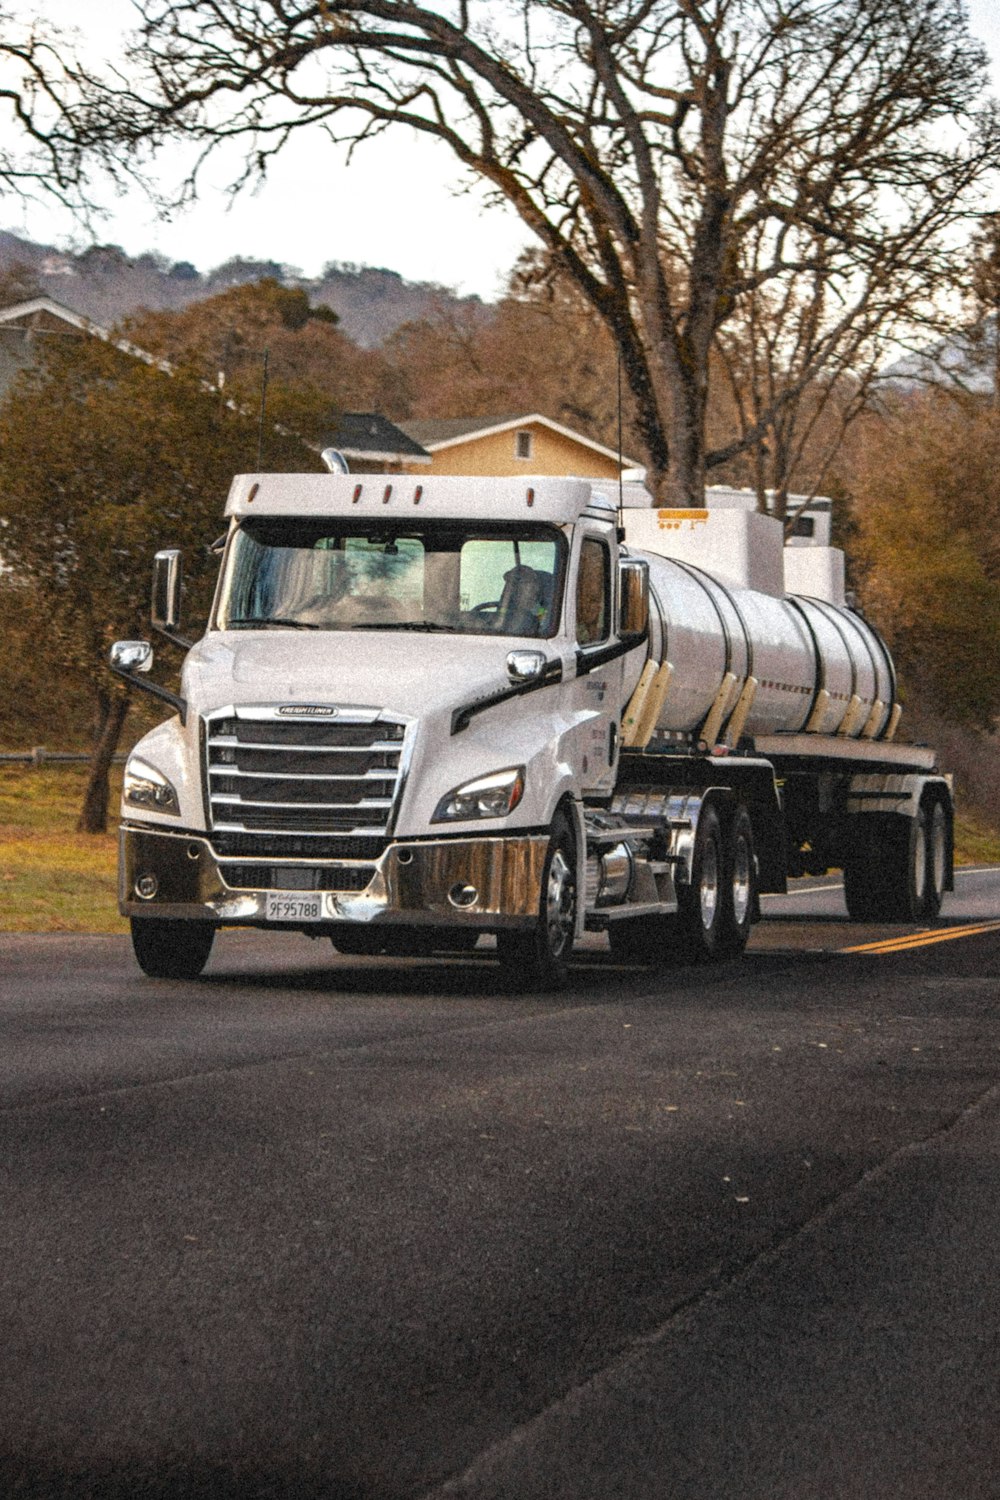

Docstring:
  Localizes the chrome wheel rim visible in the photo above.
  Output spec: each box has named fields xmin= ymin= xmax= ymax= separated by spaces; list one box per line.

xmin=699 ymin=837 xmax=719 ymax=932
xmin=545 ymin=849 xmax=576 ymax=958
xmin=929 ymin=805 xmax=947 ymax=897
xmin=913 ymin=817 xmax=927 ymax=899
xmin=732 ymin=834 xmax=752 ymax=928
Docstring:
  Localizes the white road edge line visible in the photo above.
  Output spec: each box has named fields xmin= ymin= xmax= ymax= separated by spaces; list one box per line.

xmin=760 ymin=866 xmax=997 ymax=903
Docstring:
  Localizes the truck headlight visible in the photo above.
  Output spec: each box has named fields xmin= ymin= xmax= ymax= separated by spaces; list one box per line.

xmin=432 ymin=767 xmax=525 ymax=823
xmin=123 ymin=756 xmax=180 ymax=815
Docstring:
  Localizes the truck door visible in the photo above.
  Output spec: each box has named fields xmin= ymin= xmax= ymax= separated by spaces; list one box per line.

xmin=569 ymin=528 xmax=625 ymax=797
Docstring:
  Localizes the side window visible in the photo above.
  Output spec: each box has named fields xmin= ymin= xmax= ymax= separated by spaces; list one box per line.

xmin=576 ymin=539 xmax=611 ymax=645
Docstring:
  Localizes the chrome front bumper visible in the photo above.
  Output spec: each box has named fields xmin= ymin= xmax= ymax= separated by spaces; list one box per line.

xmin=119 ymin=825 xmax=549 ymax=928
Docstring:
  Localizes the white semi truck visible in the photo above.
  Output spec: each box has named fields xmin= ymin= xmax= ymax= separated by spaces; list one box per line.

xmin=111 ymin=471 xmax=953 ymax=984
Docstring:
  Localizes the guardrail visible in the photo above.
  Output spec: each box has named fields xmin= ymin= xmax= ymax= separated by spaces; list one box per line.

xmin=0 ymin=749 xmax=128 ymax=766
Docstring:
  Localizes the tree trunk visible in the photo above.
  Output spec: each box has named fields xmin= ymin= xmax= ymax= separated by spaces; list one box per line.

xmin=78 ymin=689 xmax=129 ymax=834
xmin=666 ymin=376 xmax=706 ymax=506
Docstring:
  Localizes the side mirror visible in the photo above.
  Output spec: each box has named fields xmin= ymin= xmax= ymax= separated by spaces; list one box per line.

xmin=151 ymin=549 xmax=182 ymax=633
xmin=619 ymin=558 xmax=649 ymax=639
xmin=506 ymin=649 xmax=546 ymax=685
xmin=110 ymin=640 xmax=153 ymax=674
xmin=108 ymin=637 xmax=187 ymax=723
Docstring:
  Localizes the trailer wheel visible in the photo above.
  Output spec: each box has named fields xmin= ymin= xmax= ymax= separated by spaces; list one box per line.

xmin=844 ymin=810 xmax=932 ymax=923
xmin=677 ymin=804 xmax=728 ymax=961
xmin=130 ymin=917 xmax=215 ymax=979
xmin=922 ymin=796 xmax=950 ymax=921
xmin=496 ymin=811 xmax=576 ymax=988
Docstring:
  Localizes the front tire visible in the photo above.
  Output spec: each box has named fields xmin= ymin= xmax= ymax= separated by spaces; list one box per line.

xmin=130 ymin=917 xmax=215 ymax=979
xmin=496 ymin=811 xmax=577 ymax=988
xmin=329 ymin=926 xmax=387 ymax=956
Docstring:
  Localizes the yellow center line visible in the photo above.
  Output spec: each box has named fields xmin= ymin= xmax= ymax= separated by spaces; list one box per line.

xmin=843 ymin=921 xmax=1000 ymax=955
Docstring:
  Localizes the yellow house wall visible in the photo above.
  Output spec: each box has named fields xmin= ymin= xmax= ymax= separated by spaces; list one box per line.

xmin=402 ymin=423 xmax=621 ymax=478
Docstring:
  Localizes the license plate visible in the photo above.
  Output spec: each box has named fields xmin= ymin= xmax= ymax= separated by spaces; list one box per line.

xmin=265 ymin=893 xmax=323 ymax=923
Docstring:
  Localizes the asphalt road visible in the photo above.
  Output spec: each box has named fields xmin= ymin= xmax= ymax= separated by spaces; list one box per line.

xmin=3 ymin=868 xmax=1000 ymax=1499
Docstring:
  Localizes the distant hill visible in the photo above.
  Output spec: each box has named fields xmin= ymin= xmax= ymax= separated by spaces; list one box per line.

xmin=0 ymin=230 xmax=482 ymax=346
xmin=881 ymin=315 xmax=996 ymax=397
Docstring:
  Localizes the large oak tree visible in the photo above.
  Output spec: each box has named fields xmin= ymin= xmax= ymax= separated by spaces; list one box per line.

xmin=76 ymin=0 xmax=998 ymax=501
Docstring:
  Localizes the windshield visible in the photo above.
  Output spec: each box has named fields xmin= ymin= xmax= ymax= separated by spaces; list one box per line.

xmin=216 ymin=519 xmax=565 ymax=637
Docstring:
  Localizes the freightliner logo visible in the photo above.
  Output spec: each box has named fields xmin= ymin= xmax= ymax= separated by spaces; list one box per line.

xmin=277 ymin=705 xmax=339 ymax=717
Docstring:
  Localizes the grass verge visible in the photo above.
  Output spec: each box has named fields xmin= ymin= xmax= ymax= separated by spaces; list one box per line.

xmin=0 ymin=765 xmax=125 ymax=933
xmin=2 ymin=764 xmax=999 ymax=934
xmin=952 ymin=810 xmax=1000 ymax=867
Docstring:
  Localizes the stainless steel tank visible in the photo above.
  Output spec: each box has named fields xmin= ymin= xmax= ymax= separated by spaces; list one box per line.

xmin=638 ymin=551 xmax=894 ymax=740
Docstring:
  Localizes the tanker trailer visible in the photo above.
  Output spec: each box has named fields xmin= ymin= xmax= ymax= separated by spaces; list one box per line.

xmin=110 ymin=473 xmax=952 ymax=984
xmin=604 ymin=491 xmax=952 ymax=963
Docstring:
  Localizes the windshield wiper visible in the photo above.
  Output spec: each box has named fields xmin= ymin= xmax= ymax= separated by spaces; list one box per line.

xmin=225 ymin=617 xmax=325 ymax=631
xmin=349 ymin=621 xmax=458 ymax=632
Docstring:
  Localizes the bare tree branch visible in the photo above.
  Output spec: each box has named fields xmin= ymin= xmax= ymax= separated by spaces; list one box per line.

xmin=62 ymin=0 xmax=1000 ymax=502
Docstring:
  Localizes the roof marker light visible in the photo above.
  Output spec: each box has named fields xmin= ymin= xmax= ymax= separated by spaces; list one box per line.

xmin=413 ymin=485 xmax=423 ymax=505
xmin=247 ymin=482 xmax=259 ymax=504
xmin=526 ymin=487 xmax=535 ymax=507
xmin=352 ymin=484 xmax=362 ymax=504
xmin=383 ymin=484 xmax=393 ymax=504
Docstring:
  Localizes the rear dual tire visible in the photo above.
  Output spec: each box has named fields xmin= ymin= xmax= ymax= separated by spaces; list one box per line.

xmin=609 ymin=803 xmax=755 ymax=965
xmin=844 ymin=798 xmax=950 ymax=923
xmin=677 ymin=803 xmax=755 ymax=961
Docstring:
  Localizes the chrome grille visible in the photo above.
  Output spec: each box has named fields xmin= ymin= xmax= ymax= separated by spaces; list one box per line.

xmin=205 ymin=708 xmax=407 ymax=862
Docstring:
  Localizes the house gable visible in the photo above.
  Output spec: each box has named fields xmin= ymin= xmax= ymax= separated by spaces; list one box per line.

xmin=398 ymin=413 xmax=638 ymax=478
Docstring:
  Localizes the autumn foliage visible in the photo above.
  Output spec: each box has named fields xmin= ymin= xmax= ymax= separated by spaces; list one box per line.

xmin=852 ymin=395 xmax=1000 ymax=733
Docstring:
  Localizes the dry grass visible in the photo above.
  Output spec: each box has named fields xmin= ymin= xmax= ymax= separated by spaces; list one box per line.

xmin=952 ymin=811 xmax=1000 ymax=868
xmin=1 ymin=762 xmax=998 ymax=934
xmin=0 ymin=765 xmax=125 ymax=933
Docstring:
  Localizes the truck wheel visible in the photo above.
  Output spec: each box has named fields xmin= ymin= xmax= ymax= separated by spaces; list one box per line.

xmin=330 ymin=927 xmax=387 ymax=955
xmin=677 ymin=804 xmax=727 ymax=961
xmin=843 ymin=818 xmax=885 ymax=921
xmin=607 ymin=913 xmax=675 ymax=965
xmin=922 ymin=796 xmax=950 ymax=921
xmin=130 ymin=917 xmax=215 ymax=979
xmin=844 ymin=811 xmax=931 ymax=923
xmin=496 ymin=811 xmax=577 ymax=988
xmin=718 ymin=805 xmax=756 ymax=957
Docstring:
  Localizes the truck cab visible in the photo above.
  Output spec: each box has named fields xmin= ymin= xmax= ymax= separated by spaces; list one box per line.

xmin=112 ymin=474 xmax=652 ymax=984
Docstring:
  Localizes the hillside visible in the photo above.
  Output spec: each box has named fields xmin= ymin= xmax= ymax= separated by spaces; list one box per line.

xmin=0 ymin=230 xmax=481 ymax=346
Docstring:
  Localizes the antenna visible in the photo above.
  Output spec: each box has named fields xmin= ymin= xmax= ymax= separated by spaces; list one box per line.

xmin=616 ymin=352 xmax=625 ymax=533
xmin=256 ymin=346 xmax=270 ymax=470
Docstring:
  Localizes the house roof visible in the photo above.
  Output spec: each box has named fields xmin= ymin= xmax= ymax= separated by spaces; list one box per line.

xmin=398 ymin=412 xmax=639 ymax=469
xmin=399 ymin=415 xmax=524 ymax=446
xmin=0 ymin=295 xmax=170 ymax=371
xmin=321 ymin=411 xmax=431 ymax=465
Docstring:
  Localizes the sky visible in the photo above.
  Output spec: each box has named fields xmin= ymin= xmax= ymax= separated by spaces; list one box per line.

xmin=6 ymin=0 xmax=1000 ymax=301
